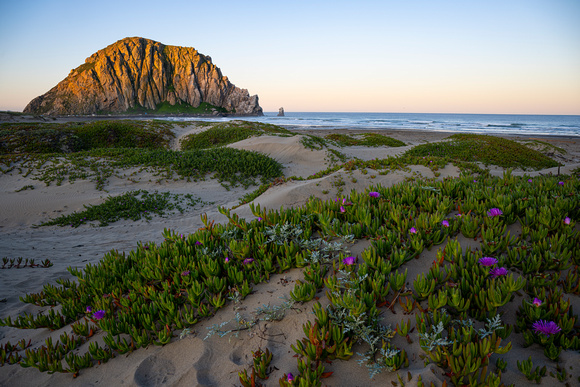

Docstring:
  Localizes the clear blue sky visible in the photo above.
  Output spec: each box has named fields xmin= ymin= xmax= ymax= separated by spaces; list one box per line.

xmin=1 ymin=0 xmax=579 ymax=114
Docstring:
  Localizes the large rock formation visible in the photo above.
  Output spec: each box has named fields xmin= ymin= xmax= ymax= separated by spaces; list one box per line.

xmin=24 ymin=37 xmax=263 ymax=116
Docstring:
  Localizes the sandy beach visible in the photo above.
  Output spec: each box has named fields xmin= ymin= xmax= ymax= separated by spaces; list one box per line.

xmin=0 ymin=120 xmax=579 ymax=386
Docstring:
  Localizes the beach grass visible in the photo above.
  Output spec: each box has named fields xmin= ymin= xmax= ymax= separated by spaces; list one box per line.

xmin=180 ymin=121 xmax=292 ymax=150
xmin=37 ymin=190 xmax=209 ymax=228
xmin=404 ymin=133 xmax=560 ymax=170
xmin=0 ymin=120 xmax=174 ymax=154
xmin=325 ymin=133 xmax=406 ymax=147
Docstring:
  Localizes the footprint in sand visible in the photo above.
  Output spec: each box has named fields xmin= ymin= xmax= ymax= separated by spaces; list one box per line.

xmin=134 ymin=355 xmax=176 ymax=387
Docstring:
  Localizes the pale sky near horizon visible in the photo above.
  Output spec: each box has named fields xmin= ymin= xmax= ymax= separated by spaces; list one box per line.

xmin=0 ymin=0 xmax=579 ymax=114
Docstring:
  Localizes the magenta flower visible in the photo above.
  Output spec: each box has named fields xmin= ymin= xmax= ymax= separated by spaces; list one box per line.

xmin=342 ymin=256 xmax=356 ymax=265
xmin=92 ymin=310 xmax=106 ymax=320
xmin=564 ymin=217 xmax=571 ymax=225
xmin=340 ymin=206 xmax=346 ymax=213
xmin=287 ymin=373 xmax=295 ymax=382
xmin=532 ymin=320 xmax=561 ymax=336
xmin=441 ymin=220 xmax=450 ymax=228
xmin=369 ymin=191 xmax=380 ymax=198
xmin=181 ymin=270 xmax=190 ymax=276
xmin=225 ymin=257 xmax=230 ymax=263
xmin=478 ymin=257 xmax=498 ymax=266
xmin=558 ymin=181 xmax=564 ymax=186
xmin=409 ymin=227 xmax=417 ymax=234
xmin=257 ymin=217 xmax=263 ymax=222
xmin=85 ymin=306 xmax=93 ymax=313
xmin=195 ymin=241 xmax=202 ymax=245
xmin=532 ymin=298 xmax=542 ymax=307
xmin=527 ymin=179 xmax=532 ymax=183
xmin=487 ymin=208 xmax=503 ymax=217
xmin=243 ymin=258 xmax=254 ymax=265
xmin=489 ymin=267 xmax=508 ymax=278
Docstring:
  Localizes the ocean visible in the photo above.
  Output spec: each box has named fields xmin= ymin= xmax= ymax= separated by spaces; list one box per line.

xmin=164 ymin=112 xmax=580 ymax=137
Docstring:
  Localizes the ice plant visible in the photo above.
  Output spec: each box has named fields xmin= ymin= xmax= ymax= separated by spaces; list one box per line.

xmin=489 ymin=267 xmax=508 ymax=278
xmin=532 ymin=320 xmax=561 ymax=336
xmin=409 ymin=227 xmax=417 ymax=234
xmin=225 ymin=257 xmax=230 ymax=263
xmin=243 ymin=258 xmax=254 ymax=265
xmin=92 ymin=310 xmax=106 ymax=320
xmin=487 ymin=208 xmax=503 ymax=217
xmin=340 ymin=206 xmax=346 ymax=213
xmin=528 ymin=179 xmax=532 ymax=183
xmin=287 ymin=373 xmax=294 ymax=383
xmin=532 ymin=298 xmax=542 ymax=307
xmin=342 ymin=256 xmax=356 ymax=265
xmin=195 ymin=241 xmax=202 ymax=245
xmin=564 ymin=217 xmax=571 ymax=225
xmin=369 ymin=191 xmax=380 ymax=198
xmin=441 ymin=220 xmax=449 ymax=228
xmin=257 ymin=217 xmax=263 ymax=222
xmin=85 ymin=306 xmax=92 ymax=313
xmin=479 ymin=257 xmax=498 ymax=266
xmin=558 ymin=181 xmax=564 ymax=186
xmin=181 ymin=270 xmax=190 ymax=276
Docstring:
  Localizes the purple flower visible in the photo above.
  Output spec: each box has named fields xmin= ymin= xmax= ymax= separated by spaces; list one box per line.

xmin=195 ymin=241 xmax=202 ymax=245
xmin=225 ymin=257 xmax=230 ymax=263
xmin=369 ymin=191 xmax=380 ymax=198
xmin=409 ymin=227 xmax=417 ymax=234
xmin=342 ymin=256 xmax=356 ymax=265
xmin=558 ymin=181 xmax=564 ymax=186
xmin=85 ymin=306 xmax=92 ymax=313
xmin=489 ymin=267 xmax=509 ymax=278
xmin=532 ymin=320 xmax=561 ymax=336
xmin=181 ymin=270 xmax=190 ymax=276
xmin=257 ymin=217 xmax=263 ymax=222
xmin=92 ymin=310 xmax=106 ymax=320
xmin=287 ymin=373 xmax=295 ymax=382
xmin=564 ymin=217 xmax=571 ymax=225
xmin=441 ymin=220 xmax=449 ymax=228
xmin=487 ymin=208 xmax=503 ymax=218
xmin=528 ymin=179 xmax=533 ymax=183
xmin=473 ymin=180 xmax=477 ymax=183
xmin=243 ymin=258 xmax=254 ymax=265
xmin=478 ymin=257 xmax=498 ymax=266
xmin=532 ymin=298 xmax=542 ymax=307
xmin=340 ymin=206 xmax=346 ymax=213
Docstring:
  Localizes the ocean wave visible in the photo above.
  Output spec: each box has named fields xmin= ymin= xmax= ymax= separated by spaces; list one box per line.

xmin=485 ymin=123 xmax=524 ymax=128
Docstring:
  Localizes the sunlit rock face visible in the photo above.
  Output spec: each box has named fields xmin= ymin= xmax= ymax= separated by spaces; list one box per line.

xmin=24 ymin=37 xmax=263 ymax=116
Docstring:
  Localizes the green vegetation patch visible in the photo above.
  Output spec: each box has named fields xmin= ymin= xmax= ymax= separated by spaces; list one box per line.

xmin=325 ymin=133 xmax=406 ymax=147
xmin=38 ymin=190 xmax=207 ymax=228
xmin=73 ymin=62 xmax=96 ymax=75
xmin=404 ymin=133 xmax=560 ymax=170
xmin=3 ymin=147 xmax=283 ymax=191
xmin=180 ymin=121 xmax=293 ymax=150
xmin=121 ymin=101 xmax=228 ymax=115
xmin=0 ymin=120 xmax=174 ymax=155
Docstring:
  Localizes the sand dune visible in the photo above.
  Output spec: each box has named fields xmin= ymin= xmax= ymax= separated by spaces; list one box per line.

xmin=0 ymin=127 xmax=578 ymax=386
